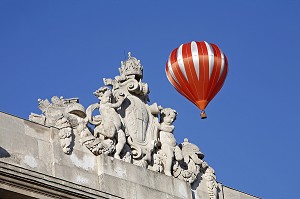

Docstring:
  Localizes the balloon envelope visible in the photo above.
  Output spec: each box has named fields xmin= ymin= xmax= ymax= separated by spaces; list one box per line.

xmin=166 ymin=41 xmax=228 ymax=114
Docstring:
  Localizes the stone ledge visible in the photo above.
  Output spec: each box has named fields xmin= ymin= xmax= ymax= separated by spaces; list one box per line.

xmin=99 ymin=173 xmax=185 ymax=199
xmin=97 ymin=155 xmax=192 ymax=198
xmin=0 ymin=161 xmax=121 ymax=199
xmin=222 ymin=185 xmax=261 ymax=199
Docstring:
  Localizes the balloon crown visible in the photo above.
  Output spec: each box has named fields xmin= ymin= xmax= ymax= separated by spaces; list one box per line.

xmin=119 ymin=52 xmax=143 ymax=78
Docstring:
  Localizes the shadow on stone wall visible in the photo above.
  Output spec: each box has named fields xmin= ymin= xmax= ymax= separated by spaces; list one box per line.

xmin=0 ymin=147 xmax=10 ymax=158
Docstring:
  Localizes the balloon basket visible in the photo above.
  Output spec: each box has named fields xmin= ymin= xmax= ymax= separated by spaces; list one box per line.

xmin=200 ymin=111 xmax=207 ymax=119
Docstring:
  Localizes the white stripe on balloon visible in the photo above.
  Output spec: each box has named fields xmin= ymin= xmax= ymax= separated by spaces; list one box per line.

xmin=219 ymin=51 xmax=225 ymax=81
xmin=205 ymin=42 xmax=214 ymax=80
xmin=168 ymin=58 xmax=180 ymax=85
xmin=176 ymin=44 xmax=189 ymax=81
xmin=191 ymin=41 xmax=200 ymax=80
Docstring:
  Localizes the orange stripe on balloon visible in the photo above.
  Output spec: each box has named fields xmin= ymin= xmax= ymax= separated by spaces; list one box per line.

xmin=195 ymin=42 xmax=203 ymax=100
xmin=207 ymin=54 xmax=228 ymax=102
xmin=182 ymin=42 xmax=201 ymax=101
xmin=168 ymin=50 xmax=196 ymax=101
xmin=206 ymin=44 xmax=222 ymax=100
xmin=166 ymin=63 xmax=194 ymax=102
xmin=197 ymin=41 xmax=209 ymax=109
xmin=170 ymin=48 xmax=197 ymax=102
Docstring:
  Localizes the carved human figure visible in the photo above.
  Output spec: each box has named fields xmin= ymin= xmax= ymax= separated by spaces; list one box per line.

xmin=158 ymin=108 xmax=177 ymax=176
xmin=92 ymin=87 xmax=126 ymax=159
xmin=204 ymin=167 xmax=218 ymax=199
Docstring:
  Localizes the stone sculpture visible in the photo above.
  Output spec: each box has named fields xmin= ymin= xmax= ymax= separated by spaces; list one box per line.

xmin=29 ymin=52 xmax=217 ymax=191
xmin=29 ymin=96 xmax=86 ymax=154
xmin=204 ymin=167 xmax=218 ymax=199
xmin=86 ymin=86 xmax=126 ymax=159
xmin=157 ymin=108 xmax=178 ymax=176
xmin=103 ymin=52 xmax=160 ymax=168
xmin=172 ymin=138 xmax=207 ymax=183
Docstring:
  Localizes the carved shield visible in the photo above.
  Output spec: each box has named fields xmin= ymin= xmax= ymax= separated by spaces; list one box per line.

xmin=119 ymin=95 xmax=149 ymax=144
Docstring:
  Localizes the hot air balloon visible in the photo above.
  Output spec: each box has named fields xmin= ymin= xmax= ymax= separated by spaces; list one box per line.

xmin=166 ymin=41 xmax=228 ymax=119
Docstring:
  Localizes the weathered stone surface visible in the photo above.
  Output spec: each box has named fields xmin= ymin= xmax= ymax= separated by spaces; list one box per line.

xmin=97 ymin=154 xmax=192 ymax=198
xmin=53 ymin=163 xmax=99 ymax=189
xmin=99 ymin=174 xmax=138 ymax=198
xmin=37 ymin=139 xmax=53 ymax=175
xmin=24 ymin=119 xmax=51 ymax=141
xmin=0 ymin=113 xmax=39 ymax=171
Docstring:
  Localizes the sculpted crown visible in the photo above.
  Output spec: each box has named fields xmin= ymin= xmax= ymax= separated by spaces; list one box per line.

xmin=119 ymin=52 xmax=143 ymax=78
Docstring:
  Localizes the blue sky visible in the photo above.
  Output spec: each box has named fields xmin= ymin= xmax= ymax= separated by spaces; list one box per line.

xmin=0 ymin=1 xmax=299 ymax=198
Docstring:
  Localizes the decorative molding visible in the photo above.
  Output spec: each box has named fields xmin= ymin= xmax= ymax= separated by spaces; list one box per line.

xmin=0 ymin=161 xmax=121 ymax=199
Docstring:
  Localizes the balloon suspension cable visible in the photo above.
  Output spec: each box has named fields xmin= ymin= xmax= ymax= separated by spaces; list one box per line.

xmin=200 ymin=110 xmax=207 ymax=119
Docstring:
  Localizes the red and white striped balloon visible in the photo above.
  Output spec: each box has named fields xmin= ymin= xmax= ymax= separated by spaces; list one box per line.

xmin=166 ymin=41 xmax=228 ymax=118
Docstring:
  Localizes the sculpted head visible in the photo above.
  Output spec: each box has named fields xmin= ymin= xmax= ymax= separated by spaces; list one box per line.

xmin=160 ymin=108 xmax=177 ymax=125
xmin=93 ymin=87 xmax=112 ymax=103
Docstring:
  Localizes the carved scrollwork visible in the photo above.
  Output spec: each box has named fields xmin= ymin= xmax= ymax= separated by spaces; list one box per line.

xmin=127 ymin=136 xmax=143 ymax=159
xmin=204 ymin=167 xmax=218 ymax=199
